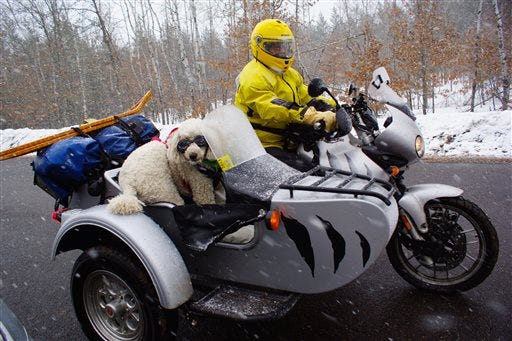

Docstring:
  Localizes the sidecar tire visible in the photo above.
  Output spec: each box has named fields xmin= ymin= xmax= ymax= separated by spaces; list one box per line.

xmin=71 ymin=246 xmax=178 ymax=340
xmin=387 ymin=197 xmax=499 ymax=294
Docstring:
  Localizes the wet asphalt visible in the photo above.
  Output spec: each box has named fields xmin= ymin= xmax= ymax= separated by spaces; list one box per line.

xmin=0 ymin=157 xmax=510 ymax=340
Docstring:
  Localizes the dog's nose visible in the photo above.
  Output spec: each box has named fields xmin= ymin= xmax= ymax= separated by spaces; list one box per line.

xmin=189 ymin=152 xmax=197 ymax=161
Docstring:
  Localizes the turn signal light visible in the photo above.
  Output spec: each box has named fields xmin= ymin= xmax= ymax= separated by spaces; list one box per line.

xmin=51 ymin=208 xmax=68 ymax=223
xmin=389 ymin=166 xmax=400 ymax=177
xmin=400 ymin=212 xmax=413 ymax=231
xmin=267 ymin=210 xmax=281 ymax=231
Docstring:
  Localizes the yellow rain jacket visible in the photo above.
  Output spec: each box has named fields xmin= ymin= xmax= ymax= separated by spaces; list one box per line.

xmin=235 ymin=59 xmax=323 ymax=149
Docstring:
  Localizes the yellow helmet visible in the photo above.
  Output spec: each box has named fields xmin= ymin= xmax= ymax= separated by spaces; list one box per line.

xmin=250 ymin=19 xmax=295 ymax=73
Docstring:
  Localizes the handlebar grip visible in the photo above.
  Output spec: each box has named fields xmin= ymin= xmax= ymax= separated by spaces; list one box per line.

xmin=336 ymin=107 xmax=352 ymax=136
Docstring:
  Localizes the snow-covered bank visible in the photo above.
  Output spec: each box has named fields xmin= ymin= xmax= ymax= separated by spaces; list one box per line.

xmin=1 ymin=110 xmax=511 ymax=159
xmin=415 ymin=110 xmax=511 ymax=158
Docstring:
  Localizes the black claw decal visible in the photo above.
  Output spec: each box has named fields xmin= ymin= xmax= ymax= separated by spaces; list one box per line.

xmin=355 ymin=231 xmax=371 ymax=267
xmin=281 ymin=214 xmax=315 ymax=277
xmin=316 ymin=215 xmax=345 ymax=273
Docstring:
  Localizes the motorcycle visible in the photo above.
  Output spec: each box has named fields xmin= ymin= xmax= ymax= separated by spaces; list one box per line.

xmin=48 ymin=68 xmax=498 ymax=340
xmin=296 ymin=67 xmax=499 ymax=293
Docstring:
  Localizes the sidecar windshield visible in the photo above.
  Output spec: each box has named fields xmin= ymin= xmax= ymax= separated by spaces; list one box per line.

xmin=202 ymin=105 xmax=300 ymax=204
xmin=202 ymin=105 xmax=266 ymax=169
xmin=368 ymin=67 xmax=416 ymax=121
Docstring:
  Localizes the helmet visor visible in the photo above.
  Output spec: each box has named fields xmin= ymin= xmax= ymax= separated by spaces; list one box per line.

xmin=262 ymin=39 xmax=294 ymax=59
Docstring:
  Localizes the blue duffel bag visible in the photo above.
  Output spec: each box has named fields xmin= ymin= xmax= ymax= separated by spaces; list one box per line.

xmin=32 ymin=115 xmax=159 ymax=206
xmin=32 ymin=136 xmax=107 ymax=203
xmin=93 ymin=114 xmax=159 ymax=162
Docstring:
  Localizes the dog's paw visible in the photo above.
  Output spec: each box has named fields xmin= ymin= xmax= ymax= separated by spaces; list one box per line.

xmin=108 ymin=194 xmax=145 ymax=215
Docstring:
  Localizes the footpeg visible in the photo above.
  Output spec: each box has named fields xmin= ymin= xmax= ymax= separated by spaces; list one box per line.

xmin=189 ymin=285 xmax=300 ymax=321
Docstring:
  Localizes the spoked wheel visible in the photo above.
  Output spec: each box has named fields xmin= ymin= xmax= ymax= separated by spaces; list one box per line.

xmin=387 ymin=197 xmax=499 ymax=293
xmin=71 ymin=246 xmax=177 ymax=340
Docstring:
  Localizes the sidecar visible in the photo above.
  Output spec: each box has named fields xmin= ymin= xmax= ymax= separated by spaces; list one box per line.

xmin=52 ymin=105 xmax=398 ymax=339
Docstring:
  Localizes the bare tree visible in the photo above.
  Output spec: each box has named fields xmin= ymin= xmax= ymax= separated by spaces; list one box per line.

xmin=493 ymin=0 xmax=510 ymax=110
xmin=189 ymin=0 xmax=209 ymax=116
xmin=470 ymin=0 xmax=484 ymax=112
xmin=91 ymin=0 xmax=123 ymax=110
xmin=170 ymin=0 xmax=194 ymax=108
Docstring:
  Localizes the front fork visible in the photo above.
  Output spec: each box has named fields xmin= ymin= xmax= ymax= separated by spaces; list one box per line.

xmin=395 ymin=181 xmax=464 ymax=240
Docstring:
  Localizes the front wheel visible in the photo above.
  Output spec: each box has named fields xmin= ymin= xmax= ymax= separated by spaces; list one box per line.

xmin=71 ymin=246 xmax=178 ymax=340
xmin=387 ymin=197 xmax=499 ymax=293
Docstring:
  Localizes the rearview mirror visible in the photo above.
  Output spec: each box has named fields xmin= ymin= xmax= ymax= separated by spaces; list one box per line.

xmin=308 ymin=78 xmax=328 ymax=97
xmin=348 ymin=83 xmax=357 ymax=96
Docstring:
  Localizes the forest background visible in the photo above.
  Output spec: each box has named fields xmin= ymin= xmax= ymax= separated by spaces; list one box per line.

xmin=1 ymin=0 xmax=510 ymax=129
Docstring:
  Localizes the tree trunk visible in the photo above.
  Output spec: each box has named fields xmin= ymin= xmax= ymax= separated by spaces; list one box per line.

xmin=421 ymin=50 xmax=428 ymax=115
xmin=190 ymin=0 xmax=208 ymax=114
xmin=171 ymin=0 xmax=194 ymax=111
xmin=431 ymin=87 xmax=435 ymax=114
xmin=91 ymin=0 xmax=118 ymax=66
xmin=470 ymin=0 xmax=484 ymax=112
xmin=148 ymin=0 xmax=177 ymax=107
xmin=73 ymin=39 xmax=88 ymax=119
xmin=91 ymin=0 xmax=122 ymax=108
xmin=493 ymin=0 xmax=510 ymax=110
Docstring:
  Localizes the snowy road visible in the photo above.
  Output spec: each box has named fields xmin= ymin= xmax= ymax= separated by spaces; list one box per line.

xmin=0 ymin=157 xmax=510 ymax=340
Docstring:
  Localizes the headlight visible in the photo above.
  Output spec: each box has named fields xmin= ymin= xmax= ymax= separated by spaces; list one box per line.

xmin=415 ymin=135 xmax=425 ymax=158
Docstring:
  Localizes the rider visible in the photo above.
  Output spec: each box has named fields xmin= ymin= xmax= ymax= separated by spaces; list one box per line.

xmin=235 ymin=19 xmax=337 ymax=171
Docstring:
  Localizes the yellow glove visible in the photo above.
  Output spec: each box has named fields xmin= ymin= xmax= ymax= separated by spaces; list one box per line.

xmin=302 ymin=106 xmax=337 ymax=132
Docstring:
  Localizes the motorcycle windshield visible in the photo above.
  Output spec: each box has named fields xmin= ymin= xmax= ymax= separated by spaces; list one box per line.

xmin=368 ymin=67 xmax=415 ymax=120
xmin=202 ymin=105 xmax=266 ymax=171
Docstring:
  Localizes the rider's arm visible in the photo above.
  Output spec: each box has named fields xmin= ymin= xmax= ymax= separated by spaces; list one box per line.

xmin=242 ymin=84 xmax=303 ymax=126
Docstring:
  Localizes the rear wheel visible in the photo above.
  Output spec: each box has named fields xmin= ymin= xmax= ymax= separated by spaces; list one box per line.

xmin=387 ymin=197 xmax=499 ymax=293
xmin=71 ymin=246 xmax=178 ymax=340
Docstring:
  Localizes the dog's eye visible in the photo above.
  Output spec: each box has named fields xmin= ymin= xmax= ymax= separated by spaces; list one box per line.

xmin=194 ymin=136 xmax=207 ymax=147
xmin=177 ymin=139 xmax=191 ymax=153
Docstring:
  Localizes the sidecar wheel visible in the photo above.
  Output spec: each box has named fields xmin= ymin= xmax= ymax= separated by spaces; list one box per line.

xmin=71 ymin=246 xmax=178 ymax=340
xmin=387 ymin=197 xmax=499 ymax=294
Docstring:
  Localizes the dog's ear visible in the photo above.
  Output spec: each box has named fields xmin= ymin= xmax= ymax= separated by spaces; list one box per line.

xmin=170 ymin=131 xmax=184 ymax=150
xmin=165 ymin=127 xmax=179 ymax=145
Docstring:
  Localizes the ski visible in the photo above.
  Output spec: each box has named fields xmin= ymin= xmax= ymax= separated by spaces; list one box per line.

xmin=0 ymin=91 xmax=152 ymax=161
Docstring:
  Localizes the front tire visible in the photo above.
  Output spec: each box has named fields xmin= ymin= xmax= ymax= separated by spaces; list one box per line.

xmin=71 ymin=246 xmax=178 ymax=340
xmin=387 ymin=197 xmax=499 ymax=293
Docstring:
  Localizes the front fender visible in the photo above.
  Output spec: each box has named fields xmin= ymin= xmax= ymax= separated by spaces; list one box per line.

xmin=399 ymin=184 xmax=464 ymax=230
xmin=52 ymin=205 xmax=193 ymax=309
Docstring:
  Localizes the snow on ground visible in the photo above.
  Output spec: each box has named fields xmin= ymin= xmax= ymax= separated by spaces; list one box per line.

xmin=0 ymin=108 xmax=511 ymax=159
xmin=415 ymin=109 xmax=511 ymax=158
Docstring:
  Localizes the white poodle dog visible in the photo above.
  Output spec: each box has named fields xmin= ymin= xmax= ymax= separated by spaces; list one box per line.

xmin=108 ymin=118 xmax=216 ymax=215
xmin=107 ymin=139 xmax=184 ymax=215
xmin=166 ymin=118 xmax=217 ymax=205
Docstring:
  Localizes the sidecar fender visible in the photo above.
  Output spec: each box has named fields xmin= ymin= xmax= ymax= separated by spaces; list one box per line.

xmin=399 ymin=184 xmax=463 ymax=229
xmin=51 ymin=205 xmax=193 ymax=310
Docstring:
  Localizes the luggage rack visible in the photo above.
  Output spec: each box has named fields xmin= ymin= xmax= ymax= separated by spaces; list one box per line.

xmin=279 ymin=166 xmax=395 ymax=206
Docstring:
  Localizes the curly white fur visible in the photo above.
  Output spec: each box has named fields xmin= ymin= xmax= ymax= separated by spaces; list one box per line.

xmin=167 ymin=118 xmax=216 ymax=205
xmin=108 ymin=140 xmax=184 ymax=215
